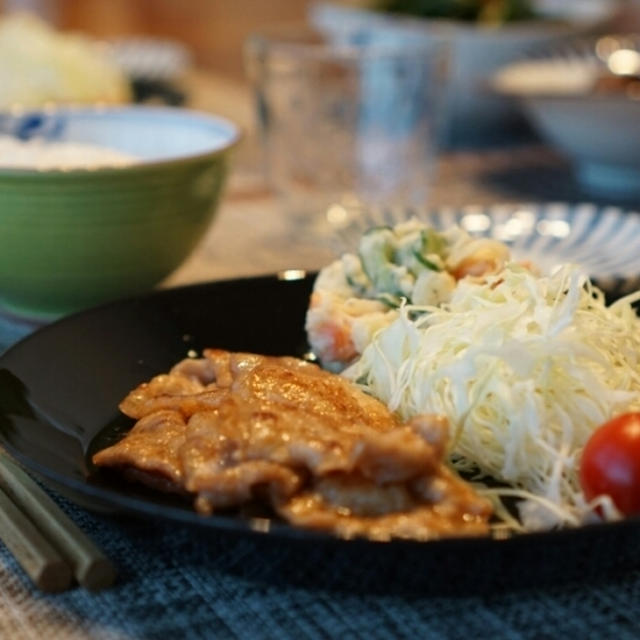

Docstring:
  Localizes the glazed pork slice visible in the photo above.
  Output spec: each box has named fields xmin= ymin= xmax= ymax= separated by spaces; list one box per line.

xmin=93 ymin=349 xmax=491 ymax=540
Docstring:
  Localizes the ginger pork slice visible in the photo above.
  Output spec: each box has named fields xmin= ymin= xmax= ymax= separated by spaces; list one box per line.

xmin=92 ymin=350 xmax=492 ymax=540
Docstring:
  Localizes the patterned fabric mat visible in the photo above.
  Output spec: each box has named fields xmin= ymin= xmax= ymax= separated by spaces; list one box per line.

xmin=1 ymin=490 xmax=640 ymax=640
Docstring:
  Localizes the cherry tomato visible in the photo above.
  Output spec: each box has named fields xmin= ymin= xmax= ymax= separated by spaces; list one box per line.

xmin=580 ymin=412 xmax=640 ymax=516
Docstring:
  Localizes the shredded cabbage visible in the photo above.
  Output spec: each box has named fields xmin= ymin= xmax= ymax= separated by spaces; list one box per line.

xmin=0 ymin=12 xmax=131 ymax=108
xmin=344 ymin=263 xmax=640 ymax=530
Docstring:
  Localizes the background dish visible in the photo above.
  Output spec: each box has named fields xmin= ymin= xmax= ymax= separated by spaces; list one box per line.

xmin=491 ymin=35 xmax=640 ymax=198
xmin=1 ymin=270 xmax=640 ymax=594
xmin=105 ymin=36 xmax=193 ymax=106
xmin=310 ymin=0 xmax=620 ymax=147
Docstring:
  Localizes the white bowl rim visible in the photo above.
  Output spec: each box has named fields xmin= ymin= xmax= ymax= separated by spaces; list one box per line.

xmin=0 ymin=104 xmax=242 ymax=176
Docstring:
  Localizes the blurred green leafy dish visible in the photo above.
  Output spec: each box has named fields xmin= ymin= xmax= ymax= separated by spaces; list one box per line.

xmin=374 ymin=0 xmax=536 ymax=24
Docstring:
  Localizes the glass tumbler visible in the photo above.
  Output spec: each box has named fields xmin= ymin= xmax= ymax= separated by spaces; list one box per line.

xmin=244 ymin=25 xmax=449 ymax=236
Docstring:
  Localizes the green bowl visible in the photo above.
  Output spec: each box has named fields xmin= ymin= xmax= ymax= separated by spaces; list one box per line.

xmin=0 ymin=105 xmax=240 ymax=320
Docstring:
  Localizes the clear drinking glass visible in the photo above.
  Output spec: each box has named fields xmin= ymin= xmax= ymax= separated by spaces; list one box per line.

xmin=244 ymin=25 xmax=449 ymax=236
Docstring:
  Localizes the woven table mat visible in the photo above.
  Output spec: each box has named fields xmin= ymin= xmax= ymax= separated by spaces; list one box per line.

xmin=2 ymin=490 xmax=640 ymax=640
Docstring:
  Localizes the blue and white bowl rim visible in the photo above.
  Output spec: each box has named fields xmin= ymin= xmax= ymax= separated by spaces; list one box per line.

xmin=0 ymin=105 xmax=241 ymax=173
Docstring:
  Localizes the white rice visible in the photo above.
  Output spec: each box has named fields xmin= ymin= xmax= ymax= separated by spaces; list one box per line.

xmin=0 ymin=134 xmax=139 ymax=170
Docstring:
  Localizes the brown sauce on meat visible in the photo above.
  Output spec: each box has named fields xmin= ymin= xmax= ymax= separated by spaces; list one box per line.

xmin=92 ymin=350 xmax=492 ymax=541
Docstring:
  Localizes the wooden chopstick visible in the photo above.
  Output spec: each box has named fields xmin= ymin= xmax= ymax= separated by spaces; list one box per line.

xmin=0 ymin=451 xmax=117 ymax=591
xmin=0 ymin=487 xmax=72 ymax=592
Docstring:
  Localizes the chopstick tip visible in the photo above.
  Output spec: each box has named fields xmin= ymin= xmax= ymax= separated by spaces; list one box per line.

xmin=78 ymin=556 xmax=117 ymax=591
xmin=35 ymin=559 xmax=73 ymax=593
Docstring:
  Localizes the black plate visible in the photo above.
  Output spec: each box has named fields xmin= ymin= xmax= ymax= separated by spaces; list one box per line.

xmin=1 ymin=272 xmax=639 ymax=595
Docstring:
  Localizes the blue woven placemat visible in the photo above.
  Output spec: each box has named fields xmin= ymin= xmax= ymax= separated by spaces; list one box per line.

xmin=2 ymin=488 xmax=640 ymax=640
xmin=2 ymin=308 xmax=640 ymax=640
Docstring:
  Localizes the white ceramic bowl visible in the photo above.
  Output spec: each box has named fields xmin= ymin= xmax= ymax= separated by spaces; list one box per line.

xmin=310 ymin=1 xmax=620 ymax=147
xmin=492 ymin=38 xmax=640 ymax=198
xmin=524 ymin=93 xmax=640 ymax=198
